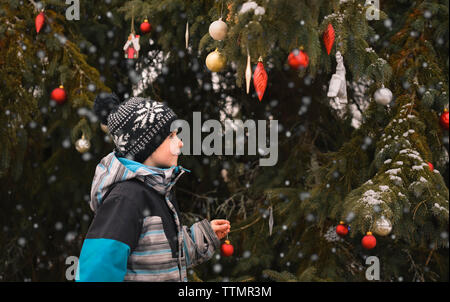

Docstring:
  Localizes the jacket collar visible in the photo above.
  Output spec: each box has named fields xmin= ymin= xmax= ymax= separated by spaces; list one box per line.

xmin=89 ymin=151 xmax=190 ymax=212
xmin=117 ymin=156 xmax=191 ymax=196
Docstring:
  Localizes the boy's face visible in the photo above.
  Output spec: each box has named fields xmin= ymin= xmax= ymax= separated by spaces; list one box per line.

xmin=144 ymin=130 xmax=183 ymax=168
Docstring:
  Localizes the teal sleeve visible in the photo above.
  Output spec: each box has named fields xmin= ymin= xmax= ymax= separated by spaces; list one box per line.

xmin=76 ymin=238 xmax=130 ymax=282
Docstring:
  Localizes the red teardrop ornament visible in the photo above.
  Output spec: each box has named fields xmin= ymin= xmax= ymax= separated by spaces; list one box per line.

xmin=323 ymin=23 xmax=335 ymax=55
xmin=440 ymin=109 xmax=449 ymax=130
xmin=253 ymin=59 xmax=268 ymax=102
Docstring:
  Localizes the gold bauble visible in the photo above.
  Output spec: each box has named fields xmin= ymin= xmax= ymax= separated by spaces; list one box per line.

xmin=75 ymin=136 xmax=91 ymax=153
xmin=373 ymin=216 xmax=392 ymax=236
xmin=206 ymin=48 xmax=226 ymax=72
xmin=209 ymin=18 xmax=228 ymax=41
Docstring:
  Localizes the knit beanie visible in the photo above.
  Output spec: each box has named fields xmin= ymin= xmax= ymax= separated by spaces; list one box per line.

xmin=93 ymin=92 xmax=178 ymax=163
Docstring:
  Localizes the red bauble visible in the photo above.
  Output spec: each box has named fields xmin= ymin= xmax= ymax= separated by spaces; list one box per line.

xmin=51 ymin=85 xmax=67 ymax=104
xmin=323 ymin=23 xmax=335 ymax=55
xmin=440 ymin=109 xmax=449 ymax=130
xmin=361 ymin=232 xmax=377 ymax=250
xmin=221 ymin=240 xmax=234 ymax=257
xmin=336 ymin=221 xmax=349 ymax=237
xmin=253 ymin=59 xmax=268 ymax=102
xmin=427 ymin=162 xmax=434 ymax=172
xmin=288 ymin=48 xmax=309 ymax=69
xmin=140 ymin=19 xmax=152 ymax=34
xmin=35 ymin=12 xmax=45 ymax=33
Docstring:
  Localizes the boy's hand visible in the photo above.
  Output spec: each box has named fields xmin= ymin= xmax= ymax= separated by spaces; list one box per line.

xmin=210 ymin=219 xmax=231 ymax=240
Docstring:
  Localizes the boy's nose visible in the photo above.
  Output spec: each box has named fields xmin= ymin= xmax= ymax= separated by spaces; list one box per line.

xmin=178 ymin=139 xmax=183 ymax=149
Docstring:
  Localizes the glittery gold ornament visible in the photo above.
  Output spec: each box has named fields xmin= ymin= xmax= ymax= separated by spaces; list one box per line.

xmin=206 ymin=48 xmax=226 ymax=72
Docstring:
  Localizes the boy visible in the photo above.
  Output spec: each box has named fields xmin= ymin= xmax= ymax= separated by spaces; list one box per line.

xmin=77 ymin=93 xmax=230 ymax=282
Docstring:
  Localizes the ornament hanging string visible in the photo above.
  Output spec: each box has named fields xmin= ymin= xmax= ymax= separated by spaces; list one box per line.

xmin=226 ymin=214 xmax=229 ymax=240
xmin=230 ymin=203 xmax=287 ymax=234
xmin=220 ymin=0 xmax=224 ymax=19
xmin=367 ymin=215 xmax=374 ymax=233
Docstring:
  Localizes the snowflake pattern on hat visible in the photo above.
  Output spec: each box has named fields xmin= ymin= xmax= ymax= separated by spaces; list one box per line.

xmin=133 ymin=101 xmax=166 ymax=130
xmin=112 ymin=133 xmax=130 ymax=152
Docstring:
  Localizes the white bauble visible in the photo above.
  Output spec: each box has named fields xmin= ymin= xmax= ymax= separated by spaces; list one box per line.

xmin=374 ymin=86 xmax=393 ymax=106
xmin=209 ymin=18 xmax=228 ymax=41
xmin=373 ymin=216 xmax=392 ymax=236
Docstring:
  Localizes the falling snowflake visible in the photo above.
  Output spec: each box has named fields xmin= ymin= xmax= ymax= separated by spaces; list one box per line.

xmin=18 ymin=237 xmax=26 ymax=247
xmin=213 ymin=263 xmax=222 ymax=274
xmin=65 ymin=232 xmax=77 ymax=243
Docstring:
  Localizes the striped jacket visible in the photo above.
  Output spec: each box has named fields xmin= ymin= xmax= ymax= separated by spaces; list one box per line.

xmin=76 ymin=151 xmax=220 ymax=282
